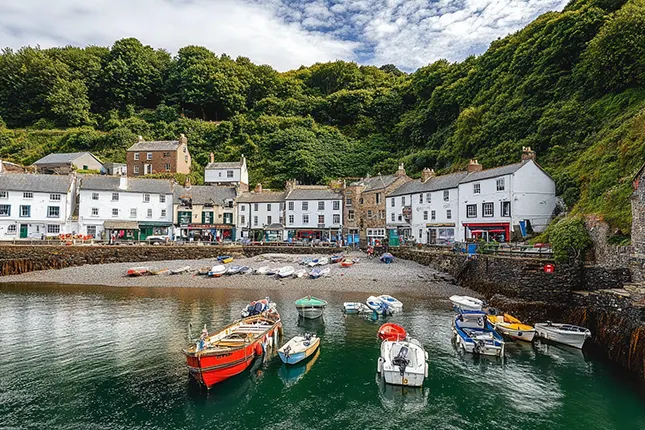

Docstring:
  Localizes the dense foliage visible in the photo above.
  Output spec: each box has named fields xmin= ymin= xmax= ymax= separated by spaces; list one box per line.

xmin=541 ymin=217 xmax=593 ymax=263
xmin=1 ymin=0 xmax=644 ymax=233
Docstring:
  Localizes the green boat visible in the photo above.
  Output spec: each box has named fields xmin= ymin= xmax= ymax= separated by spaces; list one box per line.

xmin=295 ymin=296 xmax=328 ymax=319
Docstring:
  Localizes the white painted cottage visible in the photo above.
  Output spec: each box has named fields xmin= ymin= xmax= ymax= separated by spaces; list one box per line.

xmin=236 ymin=184 xmax=286 ymax=241
xmin=204 ymin=155 xmax=249 ymax=190
xmin=284 ymin=184 xmax=343 ymax=242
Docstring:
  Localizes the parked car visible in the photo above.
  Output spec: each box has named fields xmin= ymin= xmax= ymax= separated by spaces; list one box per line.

xmin=146 ymin=235 xmax=169 ymax=245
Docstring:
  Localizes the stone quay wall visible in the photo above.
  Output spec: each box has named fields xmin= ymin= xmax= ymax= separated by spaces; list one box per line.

xmin=0 ymin=245 xmax=343 ymax=276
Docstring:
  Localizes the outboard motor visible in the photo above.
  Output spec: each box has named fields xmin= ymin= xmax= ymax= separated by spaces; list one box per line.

xmin=392 ymin=346 xmax=410 ymax=375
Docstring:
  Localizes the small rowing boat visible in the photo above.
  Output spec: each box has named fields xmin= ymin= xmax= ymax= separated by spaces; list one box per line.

xmin=278 ymin=333 xmax=320 ymax=365
xmin=488 ymin=314 xmax=536 ymax=342
xmin=534 ymin=322 xmax=591 ymax=349
xmin=278 ymin=266 xmax=295 ymax=278
xmin=330 ymin=255 xmax=345 ymax=264
xmin=149 ymin=268 xmax=169 ymax=275
xmin=126 ymin=267 xmax=149 ymax=277
xmin=366 ymin=296 xmax=392 ymax=315
xmin=343 ymin=302 xmax=370 ymax=313
xmin=453 ymin=309 xmax=505 ymax=357
xmin=169 ymin=266 xmax=191 ymax=275
xmin=340 ymin=260 xmax=354 ymax=267
xmin=449 ymin=295 xmax=484 ymax=311
xmin=226 ymin=265 xmax=244 ymax=275
xmin=378 ymin=295 xmax=403 ymax=312
xmin=295 ymin=296 xmax=327 ymax=319
xmin=196 ymin=267 xmax=210 ymax=276
xmin=208 ymin=265 xmax=227 ymax=277
xmin=309 ymin=267 xmax=330 ymax=279
xmin=378 ymin=323 xmax=407 ymax=341
xmin=241 ymin=297 xmax=279 ymax=318
xmin=293 ymin=269 xmax=307 ymax=278
xmin=255 ymin=266 xmax=270 ymax=275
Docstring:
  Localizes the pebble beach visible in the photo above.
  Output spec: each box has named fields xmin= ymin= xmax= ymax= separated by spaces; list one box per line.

xmin=0 ymin=251 xmax=473 ymax=297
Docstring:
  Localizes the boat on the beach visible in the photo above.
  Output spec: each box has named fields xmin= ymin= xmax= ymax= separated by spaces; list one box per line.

xmin=293 ymin=269 xmax=307 ymax=278
xmin=241 ymin=297 xmax=278 ymax=318
xmin=377 ymin=323 xmax=428 ymax=387
xmin=126 ymin=266 xmax=150 ymax=277
xmin=330 ymin=255 xmax=345 ymax=264
xmin=255 ymin=266 xmax=270 ymax=275
xmin=295 ymin=296 xmax=327 ymax=319
xmin=317 ymin=257 xmax=330 ymax=266
xmin=366 ymin=296 xmax=393 ymax=315
xmin=378 ymin=295 xmax=403 ymax=312
xmin=378 ymin=323 xmax=407 ymax=341
xmin=182 ymin=314 xmax=282 ymax=389
xmin=449 ymin=295 xmax=484 ymax=311
xmin=196 ymin=267 xmax=210 ymax=276
xmin=240 ymin=266 xmax=252 ymax=274
xmin=208 ymin=265 xmax=227 ymax=277
xmin=343 ymin=302 xmax=370 ymax=313
xmin=149 ymin=268 xmax=169 ymax=275
xmin=534 ymin=322 xmax=591 ymax=349
xmin=307 ymin=259 xmax=320 ymax=267
xmin=265 ymin=268 xmax=280 ymax=276
xmin=278 ymin=266 xmax=295 ymax=278
xmin=380 ymin=253 xmax=394 ymax=264
xmin=309 ymin=267 xmax=329 ymax=279
xmin=278 ymin=333 xmax=320 ymax=365
xmin=169 ymin=266 xmax=192 ymax=275
xmin=453 ymin=309 xmax=505 ymax=357
xmin=226 ymin=265 xmax=244 ymax=275
xmin=217 ymin=255 xmax=233 ymax=264
xmin=488 ymin=314 xmax=536 ymax=342
xmin=340 ymin=260 xmax=354 ymax=267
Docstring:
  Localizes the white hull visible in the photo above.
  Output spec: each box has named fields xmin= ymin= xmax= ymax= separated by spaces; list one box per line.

xmin=453 ymin=331 xmax=505 ymax=357
xmin=378 ymin=295 xmax=403 ymax=312
xmin=343 ymin=302 xmax=370 ymax=313
xmin=535 ymin=324 xmax=590 ymax=349
xmin=278 ymin=266 xmax=295 ymax=278
xmin=296 ymin=307 xmax=325 ymax=319
xmin=495 ymin=326 xmax=536 ymax=342
xmin=377 ymin=338 xmax=428 ymax=387
xmin=449 ymin=295 xmax=484 ymax=311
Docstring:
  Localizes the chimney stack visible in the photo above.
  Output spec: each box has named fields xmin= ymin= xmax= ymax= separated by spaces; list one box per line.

xmin=138 ymin=135 xmax=143 ymax=142
xmin=254 ymin=183 xmax=263 ymax=193
xmin=521 ymin=146 xmax=536 ymax=161
xmin=184 ymin=176 xmax=191 ymax=189
xmin=467 ymin=160 xmax=483 ymax=173
xmin=285 ymin=179 xmax=296 ymax=193
xmin=119 ymin=176 xmax=128 ymax=190
xmin=421 ymin=168 xmax=435 ymax=183
xmin=210 ymin=152 xmax=215 ymax=164
xmin=179 ymin=134 xmax=188 ymax=146
xmin=395 ymin=162 xmax=406 ymax=177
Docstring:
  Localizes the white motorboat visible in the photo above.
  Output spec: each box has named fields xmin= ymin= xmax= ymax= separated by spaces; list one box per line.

xmin=169 ymin=266 xmax=191 ymax=275
xmin=293 ymin=269 xmax=307 ymax=278
xmin=278 ymin=266 xmax=295 ymax=278
xmin=366 ymin=296 xmax=393 ymax=315
xmin=534 ymin=322 xmax=591 ymax=349
xmin=307 ymin=259 xmax=320 ymax=267
xmin=343 ymin=302 xmax=370 ymax=313
xmin=378 ymin=295 xmax=403 ymax=312
xmin=449 ymin=295 xmax=484 ymax=311
xmin=207 ymin=265 xmax=227 ymax=277
xmin=377 ymin=337 xmax=428 ymax=387
xmin=317 ymin=257 xmax=330 ymax=266
xmin=453 ymin=310 xmax=505 ymax=357
xmin=255 ymin=266 xmax=270 ymax=275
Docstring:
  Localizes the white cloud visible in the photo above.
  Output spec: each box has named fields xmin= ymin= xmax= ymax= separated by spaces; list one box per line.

xmin=0 ymin=0 xmax=570 ymax=71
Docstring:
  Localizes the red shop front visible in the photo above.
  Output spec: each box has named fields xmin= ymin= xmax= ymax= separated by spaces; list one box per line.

xmin=463 ymin=223 xmax=510 ymax=243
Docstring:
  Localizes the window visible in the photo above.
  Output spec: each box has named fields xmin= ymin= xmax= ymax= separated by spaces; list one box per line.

xmin=483 ymin=202 xmax=494 ymax=217
xmin=130 ymin=208 xmax=137 ymax=218
xmin=391 ymin=198 xmax=395 ymax=207
xmin=376 ymin=193 xmax=381 ymax=204
xmin=7 ymin=224 xmax=16 ymax=234
xmin=23 ymin=192 xmax=33 ymax=199
xmin=466 ymin=204 xmax=477 ymax=218
xmin=147 ymin=153 xmax=152 ymax=160
xmin=227 ymin=170 xmax=234 ymax=178
xmin=134 ymin=153 xmax=140 ymax=160
xmin=185 ymin=156 xmax=189 ymax=163
xmin=254 ymin=216 xmax=258 ymax=226
xmin=302 ymin=202 xmax=308 ymax=211
xmin=367 ymin=229 xmax=386 ymax=237
xmin=398 ymin=214 xmax=402 ymax=222
xmin=91 ymin=207 xmax=99 ymax=216
xmin=147 ymin=209 xmax=153 ymax=218
xmin=241 ymin=205 xmax=246 ymax=212
xmin=112 ymin=192 xmax=119 ymax=201
xmin=20 ymin=205 xmax=30 ymax=217
xmin=0 ymin=205 xmax=10 ymax=216
xmin=333 ymin=200 xmax=340 ymax=211
xmin=501 ymin=201 xmax=511 ymax=217
xmin=165 ymin=163 xmax=171 ymax=172
xmin=161 ymin=209 xmax=167 ymax=218
xmin=359 ymin=198 xmax=363 ymax=205
xmin=279 ymin=216 xmax=284 ymax=225
xmin=82 ymin=165 xmax=88 ymax=170
xmin=0 ymin=191 xmax=7 ymax=199
xmin=288 ymin=202 xmax=294 ymax=210
xmin=379 ymin=210 xmax=385 ymax=219
xmin=267 ymin=203 xmax=272 ymax=211
xmin=219 ymin=172 xmax=222 ymax=177
xmin=143 ymin=194 xmax=150 ymax=203
xmin=348 ymin=210 xmax=355 ymax=221
xmin=426 ymin=193 xmax=431 ymax=203
xmin=134 ymin=166 xmax=139 ymax=174
xmin=401 ymin=196 xmax=405 ymax=205
xmin=178 ymin=211 xmax=191 ymax=224
xmin=496 ymin=178 xmax=505 ymax=191
xmin=473 ymin=183 xmax=481 ymax=194
xmin=303 ymin=214 xmax=309 ymax=224
xmin=112 ymin=208 xmax=119 ymax=217
xmin=423 ymin=211 xmax=428 ymax=221
xmin=391 ymin=213 xmax=395 ymax=222
xmin=333 ymin=214 xmax=340 ymax=224
xmin=159 ymin=195 xmax=166 ymax=203
xmin=443 ymin=190 xmax=449 ymax=201
xmin=431 ymin=210 xmax=436 ymax=221
xmin=87 ymin=225 xmax=97 ymax=237
xmin=288 ymin=215 xmax=294 ymax=224
xmin=419 ymin=229 xmax=422 ymax=240
xmin=50 ymin=194 xmax=61 ymax=201
xmin=47 ymin=225 xmax=60 ymax=234
xmin=267 ymin=215 xmax=272 ymax=225
xmin=367 ymin=210 xmax=372 ymax=218
xmin=254 ymin=203 xmax=259 ymax=211
xmin=346 ymin=197 xmax=352 ymax=206
xmin=47 ymin=206 xmax=60 ymax=218
xmin=317 ymin=215 xmax=324 ymax=225
xmin=163 ymin=152 xmax=170 ymax=158
xmin=318 ymin=201 xmax=325 ymax=210
xmin=447 ymin=209 xmax=452 ymax=219
xmin=92 ymin=192 xmax=99 ymax=200
xmin=419 ymin=194 xmax=423 ymax=204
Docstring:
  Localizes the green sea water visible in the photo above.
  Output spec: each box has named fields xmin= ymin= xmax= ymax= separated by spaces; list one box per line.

xmin=1 ymin=283 xmax=644 ymax=430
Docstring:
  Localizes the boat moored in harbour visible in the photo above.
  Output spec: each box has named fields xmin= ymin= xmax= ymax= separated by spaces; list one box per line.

xmin=377 ymin=324 xmax=428 ymax=387
xmin=488 ymin=314 xmax=536 ymax=342
xmin=449 ymin=295 xmax=484 ymax=311
xmin=295 ymin=296 xmax=327 ymax=319
xmin=534 ymin=322 xmax=591 ymax=349
xmin=378 ymin=295 xmax=403 ymax=312
xmin=453 ymin=309 xmax=505 ymax=357
xmin=278 ymin=333 xmax=320 ymax=365
xmin=343 ymin=302 xmax=370 ymax=313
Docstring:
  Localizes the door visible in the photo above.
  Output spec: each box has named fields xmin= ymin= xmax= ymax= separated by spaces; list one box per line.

xmin=19 ymin=224 xmax=28 ymax=238
xmin=429 ymin=229 xmax=437 ymax=244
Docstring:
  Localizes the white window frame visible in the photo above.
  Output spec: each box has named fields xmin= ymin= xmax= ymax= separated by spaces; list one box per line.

xmin=302 ymin=202 xmax=309 ymax=211
xmin=391 ymin=198 xmax=395 ymax=207
xmin=288 ymin=201 xmax=294 ymax=210
xmin=91 ymin=207 xmax=99 ymax=216
xmin=0 ymin=191 xmax=7 ymax=199
xmin=391 ymin=213 xmax=395 ymax=222
xmin=165 ymin=163 xmax=171 ymax=172
xmin=0 ymin=205 xmax=11 ymax=217
xmin=143 ymin=194 xmax=150 ymax=203
xmin=160 ymin=195 xmax=166 ymax=203
xmin=466 ymin=204 xmax=477 ymax=218
xmin=303 ymin=214 xmax=309 ymax=224
xmin=23 ymin=192 xmax=33 ymax=199
xmin=254 ymin=216 xmax=258 ymax=226
xmin=134 ymin=153 xmax=140 ymax=161
xmin=447 ymin=209 xmax=452 ymax=220
xmin=288 ymin=215 xmax=294 ymax=224
xmin=50 ymin=193 xmax=61 ymax=201
xmin=431 ymin=210 xmax=436 ymax=221
xmin=333 ymin=214 xmax=340 ymax=224
xmin=426 ymin=193 xmax=431 ymax=203
xmin=20 ymin=205 xmax=30 ymax=217
xmin=419 ymin=194 xmax=423 ymax=204
xmin=112 ymin=208 xmax=119 ymax=217
xmin=7 ymin=224 xmax=16 ymax=234
xmin=147 ymin=209 xmax=153 ymax=218
xmin=333 ymin=201 xmax=340 ymax=211
xmin=267 ymin=203 xmax=272 ymax=211
xmin=112 ymin=192 xmax=119 ymax=202
xmin=423 ymin=211 xmax=428 ymax=221
xmin=496 ymin=178 xmax=505 ymax=191
xmin=348 ymin=210 xmax=355 ymax=221
xmin=227 ymin=170 xmax=234 ymax=178
xmin=134 ymin=166 xmax=139 ymax=174
xmin=473 ymin=183 xmax=481 ymax=194
xmin=161 ymin=209 xmax=167 ymax=218
xmin=47 ymin=224 xmax=60 ymax=234
xmin=47 ymin=206 xmax=60 ymax=218
xmin=483 ymin=202 xmax=494 ymax=217
xmin=501 ymin=201 xmax=511 ymax=217
xmin=92 ymin=192 xmax=99 ymax=200
xmin=147 ymin=152 xmax=152 ymax=160
xmin=318 ymin=214 xmax=325 ymax=224
xmin=443 ymin=190 xmax=449 ymax=201
xmin=130 ymin=208 xmax=137 ymax=218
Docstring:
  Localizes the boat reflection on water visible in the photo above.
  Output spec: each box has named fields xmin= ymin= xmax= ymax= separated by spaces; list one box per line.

xmin=297 ymin=315 xmax=326 ymax=335
xmin=534 ymin=339 xmax=588 ymax=365
xmin=375 ymin=373 xmax=429 ymax=413
xmin=278 ymin=348 xmax=321 ymax=387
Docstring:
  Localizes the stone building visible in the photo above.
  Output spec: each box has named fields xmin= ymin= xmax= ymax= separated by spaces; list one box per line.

xmin=32 ymin=152 xmax=103 ymax=174
xmin=631 ymin=163 xmax=645 ymax=280
xmin=343 ymin=164 xmax=410 ymax=246
xmin=126 ymin=134 xmax=191 ymax=177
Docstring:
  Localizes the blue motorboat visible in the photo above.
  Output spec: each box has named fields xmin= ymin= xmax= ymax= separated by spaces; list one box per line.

xmin=452 ymin=309 xmax=505 ymax=357
xmin=380 ymin=253 xmax=394 ymax=264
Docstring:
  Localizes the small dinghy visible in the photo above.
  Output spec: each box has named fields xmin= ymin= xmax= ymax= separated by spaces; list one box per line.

xmin=378 ymin=323 xmax=407 ymax=341
xmin=278 ymin=266 xmax=295 ymax=278
xmin=488 ymin=314 xmax=536 ymax=342
xmin=534 ymin=322 xmax=591 ymax=349
xmin=241 ymin=297 xmax=279 ymax=318
xmin=278 ymin=333 xmax=320 ymax=365
xmin=217 ymin=255 xmax=233 ymax=263
xmin=226 ymin=265 xmax=244 ymax=275
xmin=340 ymin=260 xmax=354 ymax=267
xmin=453 ymin=309 xmax=505 ymax=357
xmin=126 ymin=267 xmax=149 ymax=277
xmin=330 ymin=255 xmax=344 ymax=264
xmin=293 ymin=269 xmax=307 ymax=278
xmin=309 ymin=267 xmax=330 ymax=279
xmin=196 ymin=267 xmax=210 ymax=276
xmin=449 ymin=295 xmax=484 ymax=311
xmin=377 ymin=324 xmax=428 ymax=387
xmin=366 ymin=296 xmax=393 ymax=316
xmin=295 ymin=296 xmax=327 ymax=319
xmin=208 ymin=265 xmax=227 ymax=277
xmin=343 ymin=302 xmax=370 ymax=313
xmin=265 ymin=268 xmax=280 ymax=276
xmin=169 ymin=266 xmax=191 ymax=275
xmin=307 ymin=259 xmax=320 ymax=267
xmin=380 ymin=253 xmax=394 ymax=264
xmin=240 ymin=266 xmax=252 ymax=274
xmin=317 ymin=257 xmax=330 ymax=266
xmin=149 ymin=268 xmax=169 ymax=275
xmin=300 ymin=257 xmax=314 ymax=266
xmin=255 ymin=266 xmax=270 ymax=275
xmin=378 ymin=295 xmax=403 ymax=312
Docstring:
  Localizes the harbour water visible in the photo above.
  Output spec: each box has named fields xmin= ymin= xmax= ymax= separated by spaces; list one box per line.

xmin=1 ymin=283 xmax=644 ymax=430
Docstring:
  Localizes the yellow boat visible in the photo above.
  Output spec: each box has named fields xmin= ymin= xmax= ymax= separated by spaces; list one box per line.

xmin=488 ymin=314 xmax=536 ymax=342
xmin=221 ymin=257 xmax=233 ymax=264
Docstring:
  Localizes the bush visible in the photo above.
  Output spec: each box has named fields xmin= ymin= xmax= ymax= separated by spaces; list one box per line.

xmin=549 ymin=217 xmax=592 ymax=263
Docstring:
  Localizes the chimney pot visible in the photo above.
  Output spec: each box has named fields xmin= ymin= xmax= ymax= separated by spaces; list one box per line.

xmin=210 ymin=152 xmax=215 ymax=164
xmin=179 ymin=134 xmax=188 ymax=145
xmin=255 ymin=183 xmax=263 ymax=193
xmin=467 ymin=159 xmax=483 ymax=173
xmin=138 ymin=135 xmax=143 ymax=142
xmin=421 ymin=168 xmax=435 ymax=183
xmin=521 ymin=146 xmax=536 ymax=161
xmin=395 ymin=162 xmax=406 ymax=177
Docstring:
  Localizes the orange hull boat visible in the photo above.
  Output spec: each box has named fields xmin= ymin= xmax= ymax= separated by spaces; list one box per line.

xmin=183 ymin=313 xmax=281 ymax=388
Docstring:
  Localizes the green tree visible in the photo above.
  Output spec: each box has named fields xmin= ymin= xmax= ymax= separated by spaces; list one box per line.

xmin=46 ymin=79 xmax=92 ymax=127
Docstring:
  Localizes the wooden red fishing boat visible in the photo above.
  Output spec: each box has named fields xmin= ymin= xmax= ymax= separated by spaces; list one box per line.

xmin=126 ymin=266 xmax=149 ymax=277
xmin=182 ymin=313 xmax=282 ymax=388
xmin=378 ymin=323 xmax=407 ymax=341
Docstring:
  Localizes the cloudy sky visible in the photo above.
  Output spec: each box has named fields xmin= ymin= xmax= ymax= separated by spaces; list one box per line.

xmin=1 ymin=0 xmax=569 ymax=71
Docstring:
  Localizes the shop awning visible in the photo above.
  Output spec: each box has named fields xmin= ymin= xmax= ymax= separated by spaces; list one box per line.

xmin=104 ymin=221 xmax=139 ymax=230
xmin=265 ymin=223 xmax=285 ymax=230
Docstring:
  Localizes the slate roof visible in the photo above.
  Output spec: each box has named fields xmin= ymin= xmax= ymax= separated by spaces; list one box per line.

xmin=127 ymin=141 xmax=180 ymax=151
xmin=460 ymin=162 xmax=526 ymax=184
xmin=350 ymin=174 xmax=399 ymax=192
xmin=388 ymin=172 xmax=469 ymax=197
xmin=236 ymin=191 xmax=286 ymax=203
xmin=285 ymin=188 xmax=343 ymax=200
xmin=205 ymin=161 xmax=243 ymax=169
xmin=174 ymin=185 xmax=237 ymax=205
xmin=0 ymin=173 xmax=72 ymax=193
xmin=80 ymin=176 xmax=173 ymax=194
xmin=33 ymin=152 xmax=99 ymax=165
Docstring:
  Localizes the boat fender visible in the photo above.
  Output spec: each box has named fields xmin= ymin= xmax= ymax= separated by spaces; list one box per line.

xmin=377 ymin=357 xmax=383 ymax=373
xmin=255 ymin=343 xmax=263 ymax=356
xmin=477 ymin=317 xmax=483 ymax=327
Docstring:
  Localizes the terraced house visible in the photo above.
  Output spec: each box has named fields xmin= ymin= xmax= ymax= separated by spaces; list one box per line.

xmin=284 ymin=181 xmax=343 ymax=242
xmin=174 ymin=183 xmax=237 ymax=241
xmin=235 ymin=184 xmax=286 ymax=242
xmin=126 ymin=134 xmax=191 ymax=176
